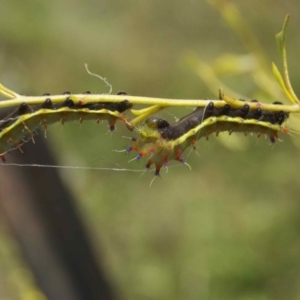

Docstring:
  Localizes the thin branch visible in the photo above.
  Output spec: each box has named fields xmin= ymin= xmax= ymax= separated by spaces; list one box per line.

xmin=0 ymin=92 xmax=299 ymax=114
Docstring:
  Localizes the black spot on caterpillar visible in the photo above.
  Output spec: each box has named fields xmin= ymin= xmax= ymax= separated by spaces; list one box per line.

xmin=60 ymin=97 xmax=75 ymax=108
xmin=127 ymin=101 xmax=289 ymax=176
xmin=117 ymin=91 xmax=128 ymax=96
xmin=0 ymin=97 xmax=132 ymax=158
xmin=41 ymin=98 xmax=55 ymax=109
xmin=80 ymin=100 xmax=132 ymax=113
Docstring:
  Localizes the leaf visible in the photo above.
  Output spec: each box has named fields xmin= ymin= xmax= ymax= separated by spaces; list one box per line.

xmin=275 ymin=14 xmax=299 ymax=104
xmin=272 ymin=62 xmax=297 ymax=104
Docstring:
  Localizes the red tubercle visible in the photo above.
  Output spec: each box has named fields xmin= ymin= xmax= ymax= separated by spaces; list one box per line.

xmin=162 ymin=156 xmax=169 ymax=166
xmin=149 ymin=147 xmax=156 ymax=156
xmin=155 ymin=163 xmax=162 ymax=176
xmin=176 ymin=150 xmax=184 ymax=163
xmin=282 ymin=127 xmax=289 ymax=134
xmin=119 ymin=115 xmax=127 ymax=123
xmin=146 ymin=160 xmax=162 ymax=176
xmin=0 ymin=155 xmax=6 ymax=163
xmin=191 ymin=138 xmax=197 ymax=150
xmin=137 ymin=151 xmax=147 ymax=159
xmin=108 ymin=120 xmax=116 ymax=131
xmin=146 ymin=160 xmax=153 ymax=169
xmin=126 ymin=145 xmax=138 ymax=152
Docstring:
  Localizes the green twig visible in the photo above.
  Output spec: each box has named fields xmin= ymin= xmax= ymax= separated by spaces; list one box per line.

xmin=276 ymin=14 xmax=299 ymax=104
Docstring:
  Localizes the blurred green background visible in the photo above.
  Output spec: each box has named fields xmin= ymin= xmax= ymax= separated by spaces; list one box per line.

xmin=1 ymin=0 xmax=300 ymax=299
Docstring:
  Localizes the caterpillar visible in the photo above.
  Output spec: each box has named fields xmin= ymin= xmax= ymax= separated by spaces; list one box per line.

xmin=0 ymin=93 xmax=132 ymax=161
xmin=126 ymin=100 xmax=289 ymax=176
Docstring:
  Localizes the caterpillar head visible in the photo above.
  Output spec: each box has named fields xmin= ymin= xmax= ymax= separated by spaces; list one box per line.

xmin=137 ymin=117 xmax=168 ymax=141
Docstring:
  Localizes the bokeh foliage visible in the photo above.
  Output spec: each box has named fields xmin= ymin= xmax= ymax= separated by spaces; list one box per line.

xmin=0 ymin=1 xmax=300 ymax=299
